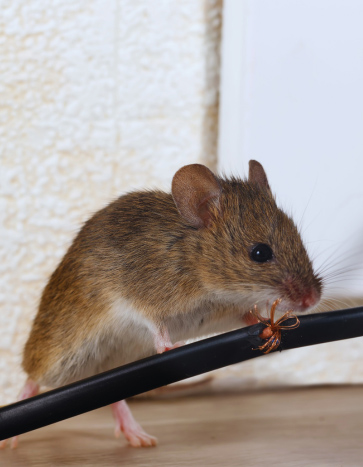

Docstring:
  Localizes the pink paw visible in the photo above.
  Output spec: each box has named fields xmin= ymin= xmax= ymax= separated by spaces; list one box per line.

xmin=153 ymin=326 xmax=184 ymax=354
xmin=242 ymin=311 xmax=259 ymax=326
xmin=0 ymin=379 xmax=39 ymax=450
xmin=111 ymin=400 xmax=157 ymax=448
xmin=115 ymin=423 xmax=157 ymax=448
xmin=158 ymin=341 xmax=184 ymax=353
xmin=0 ymin=436 xmax=18 ymax=449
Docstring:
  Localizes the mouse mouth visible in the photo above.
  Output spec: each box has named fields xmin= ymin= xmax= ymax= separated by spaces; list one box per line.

xmin=279 ymin=276 xmax=322 ymax=312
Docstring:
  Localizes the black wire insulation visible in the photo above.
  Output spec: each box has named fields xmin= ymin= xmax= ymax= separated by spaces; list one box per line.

xmin=1 ymin=306 xmax=363 ymax=440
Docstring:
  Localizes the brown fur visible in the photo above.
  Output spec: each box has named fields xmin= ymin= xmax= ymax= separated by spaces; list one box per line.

xmin=22 ymin=161 xmax=322 ymax=387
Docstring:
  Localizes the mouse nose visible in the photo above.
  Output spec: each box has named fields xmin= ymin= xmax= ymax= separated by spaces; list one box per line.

xmin=282 ymin=276 xmax=321 ymax=311
xmin=299 ymin=288 xmax=320 ymax=310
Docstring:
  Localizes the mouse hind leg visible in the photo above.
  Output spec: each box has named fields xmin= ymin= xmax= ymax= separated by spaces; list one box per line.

xmin=110 ymin=325 xmax=183 ymax=448
xmin=110 ymin=324 xmax=186 ymax=448
xmin=0 ymin=379 xmax=40 ymax=449
xmin=111 ymin=400 xmax=157 ymax=447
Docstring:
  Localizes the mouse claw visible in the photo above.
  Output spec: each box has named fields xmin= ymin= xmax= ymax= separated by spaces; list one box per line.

xmin=10 ymin=436 xmax=18 ymax=449
xmin=125 ymin=429 xmax=158 ymax=448
xmin=0 ymin=436 xmax=18 ymax=450
xmin=0 ymin=439 xmax=7 ymax=449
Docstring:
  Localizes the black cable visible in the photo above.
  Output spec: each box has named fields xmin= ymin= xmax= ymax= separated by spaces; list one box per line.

xmin=1 ymin=306 xmax=363 ymax=440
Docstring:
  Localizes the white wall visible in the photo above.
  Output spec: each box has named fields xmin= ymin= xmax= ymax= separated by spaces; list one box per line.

xmin=0 ymin=0 xmax=222 ymax=405
xmin=217 ymin=0 xmax=363 ymax=389
xmin=219 ymin=0 xmax=363 ymax=297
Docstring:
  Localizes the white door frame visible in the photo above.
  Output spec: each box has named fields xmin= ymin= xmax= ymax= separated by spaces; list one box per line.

xmin=217 ymin=0 xmax=247 ymax=176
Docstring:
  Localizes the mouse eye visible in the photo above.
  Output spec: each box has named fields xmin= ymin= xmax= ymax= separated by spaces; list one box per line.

xmin=250 ymin=243 xmax=273 ymax=263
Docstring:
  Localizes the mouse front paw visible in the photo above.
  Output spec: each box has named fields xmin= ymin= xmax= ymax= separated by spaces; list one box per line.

xmin=153 ymin=326 xmax=184 ymax=354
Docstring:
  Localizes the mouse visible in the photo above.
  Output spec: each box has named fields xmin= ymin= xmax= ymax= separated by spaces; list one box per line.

xmin=1 ymin=160 xmax=322 ymax=449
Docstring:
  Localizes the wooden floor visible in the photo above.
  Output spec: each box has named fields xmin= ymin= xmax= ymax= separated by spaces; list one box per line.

xmin=1 ymin=385 xmax=363 ymax=466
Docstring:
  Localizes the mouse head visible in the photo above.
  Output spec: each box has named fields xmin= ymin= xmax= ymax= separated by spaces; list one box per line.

xmin=172 ymin=161 xmax=322 ymax=313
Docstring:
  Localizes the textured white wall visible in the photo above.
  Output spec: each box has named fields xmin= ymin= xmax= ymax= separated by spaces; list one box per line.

xmin=0 ymin=0 xmax=222 ymax=404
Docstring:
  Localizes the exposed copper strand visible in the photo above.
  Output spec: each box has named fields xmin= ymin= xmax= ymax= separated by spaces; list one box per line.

xmin=250 ymin=299 xmax=300 ymax=354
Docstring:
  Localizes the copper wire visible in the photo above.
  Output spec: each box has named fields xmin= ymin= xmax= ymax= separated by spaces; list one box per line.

xmin=250 ymin=299 xmax=300 ymax=354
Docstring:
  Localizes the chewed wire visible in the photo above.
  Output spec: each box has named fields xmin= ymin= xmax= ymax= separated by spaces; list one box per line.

xmin=250 ymin=298 xmax=300 ymax=354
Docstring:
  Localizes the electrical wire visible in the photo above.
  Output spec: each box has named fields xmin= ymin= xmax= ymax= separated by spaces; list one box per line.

xmin=1 ymin=306 xmax=363 ymax=440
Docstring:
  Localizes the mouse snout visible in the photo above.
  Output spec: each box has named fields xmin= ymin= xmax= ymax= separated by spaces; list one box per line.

xmin=298 ymin=288 xmax=320 ymax=310
xmin=281 ymin=276 xmax=321 ymax=311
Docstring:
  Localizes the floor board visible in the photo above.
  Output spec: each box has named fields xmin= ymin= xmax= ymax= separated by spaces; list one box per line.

xmin=1 ymin=385 xmax=362 ymax=466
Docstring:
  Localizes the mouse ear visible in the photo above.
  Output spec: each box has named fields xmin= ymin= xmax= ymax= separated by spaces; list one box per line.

xmin=172 ymin=164 xmax=222 ymax=228
xmin=248 ymin=160 xmax=271 ymax=192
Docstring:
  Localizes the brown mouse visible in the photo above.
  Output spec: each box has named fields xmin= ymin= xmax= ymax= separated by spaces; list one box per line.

xmin=1 ymin=160 xmax=322 ymax=449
